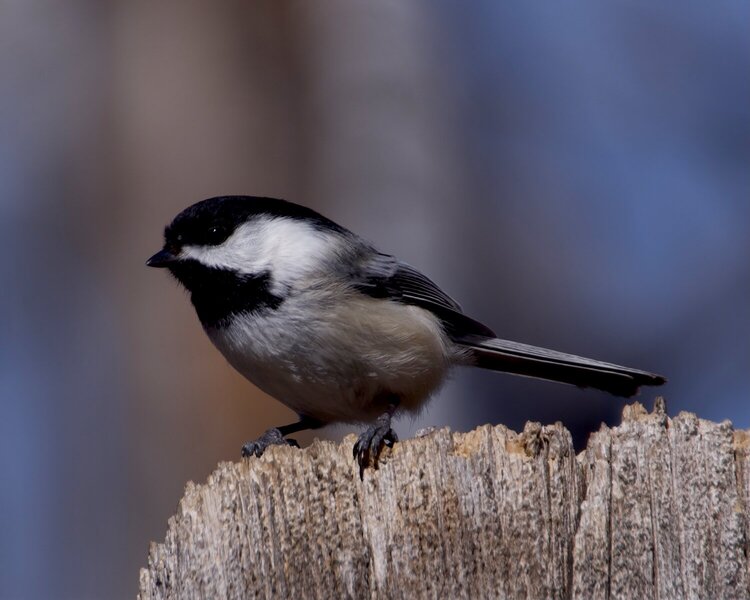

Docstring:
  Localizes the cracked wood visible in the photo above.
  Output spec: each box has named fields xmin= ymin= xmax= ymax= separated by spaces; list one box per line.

xmin=139 ymin=401 xmax=750 ymax=599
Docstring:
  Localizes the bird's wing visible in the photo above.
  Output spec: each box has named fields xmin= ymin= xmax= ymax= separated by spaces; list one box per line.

xmin=353 ymin=253 xmax=496 ymax=338
xmin=352 ymin=253 xmax=666 ymax=397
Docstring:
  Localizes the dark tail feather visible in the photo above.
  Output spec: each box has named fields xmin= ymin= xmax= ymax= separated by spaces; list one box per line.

xmin=457 ymin=335 xmax=666 ymax=398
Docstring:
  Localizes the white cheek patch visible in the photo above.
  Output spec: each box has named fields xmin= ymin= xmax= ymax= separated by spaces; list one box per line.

xmin=181 ymin=216 xmax=337 ymax=292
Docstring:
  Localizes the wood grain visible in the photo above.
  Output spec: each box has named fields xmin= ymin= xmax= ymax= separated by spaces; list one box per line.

xmin=139 ymin=401 xmax=750 ymax=599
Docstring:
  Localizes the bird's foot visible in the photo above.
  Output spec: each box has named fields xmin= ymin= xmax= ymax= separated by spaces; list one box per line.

xmin=353 ymin=411 xmax=398 ymax=479
xmin=241 ymin=428 xmax=299 ymax=458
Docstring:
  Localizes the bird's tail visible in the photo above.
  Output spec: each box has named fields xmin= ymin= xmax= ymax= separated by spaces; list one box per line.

xmin=456 ymin=334 xmax=666 ymax=398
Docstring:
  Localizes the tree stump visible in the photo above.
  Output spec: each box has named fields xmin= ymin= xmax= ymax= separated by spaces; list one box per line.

xmin=139 ymin=401 xmax=750 ymax=599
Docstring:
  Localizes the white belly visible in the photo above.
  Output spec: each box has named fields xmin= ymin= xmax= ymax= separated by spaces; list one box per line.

xmin=205 ymin=291 xmax=458 ymax=423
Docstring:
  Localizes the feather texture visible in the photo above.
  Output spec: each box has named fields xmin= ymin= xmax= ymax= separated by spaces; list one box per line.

xmin=455 ymin=334 xmax=666 ymax=397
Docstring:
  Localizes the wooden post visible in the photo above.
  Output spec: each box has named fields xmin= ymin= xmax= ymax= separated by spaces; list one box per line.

xmin=139 ymin=401 xmax=750 ymax=599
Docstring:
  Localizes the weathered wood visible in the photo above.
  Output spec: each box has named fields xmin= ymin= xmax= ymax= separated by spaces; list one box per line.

xmin=139 ymin=401 xmax=750 ymax=599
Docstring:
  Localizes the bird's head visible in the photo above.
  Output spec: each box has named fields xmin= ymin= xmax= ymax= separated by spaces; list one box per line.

xmin=147 ymin=196 xmax=348 ymax=295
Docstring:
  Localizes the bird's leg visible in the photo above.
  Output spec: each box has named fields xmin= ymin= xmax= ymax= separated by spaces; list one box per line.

xmin=241 ymin=415 xmax=323 ymax=458
xmin=353 ymin=400 xmax=399 ymax=478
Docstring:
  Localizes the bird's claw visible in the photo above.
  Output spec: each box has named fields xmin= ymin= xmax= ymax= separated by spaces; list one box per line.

xmin=241 ymin=428 xmax=299 ymax=458
xmin=353 ymin=413 xmax=398 ymax=479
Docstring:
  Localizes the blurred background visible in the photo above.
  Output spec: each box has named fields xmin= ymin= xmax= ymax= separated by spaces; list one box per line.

xmin=1 ymin=1 xmax=748 ymax=598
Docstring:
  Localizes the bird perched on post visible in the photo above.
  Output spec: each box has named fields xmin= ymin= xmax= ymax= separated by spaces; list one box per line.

xmin=147 ymin=196 xmax=665 ymax=476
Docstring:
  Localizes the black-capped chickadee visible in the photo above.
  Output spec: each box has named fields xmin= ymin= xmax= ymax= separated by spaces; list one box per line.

xmin=147 ymin=196 xmax=665 ymax=475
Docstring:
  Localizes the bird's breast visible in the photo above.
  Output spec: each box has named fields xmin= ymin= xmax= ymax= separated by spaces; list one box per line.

xmin=205 ymin=292 xmax=458 ymax=422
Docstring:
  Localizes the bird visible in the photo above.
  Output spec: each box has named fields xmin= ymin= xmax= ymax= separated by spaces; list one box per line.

xmin=147 ymin=196 xmax=665 ymax=476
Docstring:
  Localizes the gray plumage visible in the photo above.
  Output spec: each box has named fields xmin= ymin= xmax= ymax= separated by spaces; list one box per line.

xmin=147 ymin=196 xmax=666 ymax=473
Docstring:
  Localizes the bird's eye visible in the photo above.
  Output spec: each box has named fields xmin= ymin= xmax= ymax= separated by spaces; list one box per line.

xmin=206 ymin=225 xmax=228 ymax=245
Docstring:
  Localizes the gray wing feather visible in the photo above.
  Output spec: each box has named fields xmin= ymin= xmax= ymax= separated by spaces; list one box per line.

xmin=352 ymin=253 xmax=665 ymax=397
xmin=353 ymin=253 xmax=495 ymax=337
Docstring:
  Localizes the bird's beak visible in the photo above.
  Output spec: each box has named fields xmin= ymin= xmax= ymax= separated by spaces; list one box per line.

xmin=146 ymin=248 xmax=179 ymax=268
